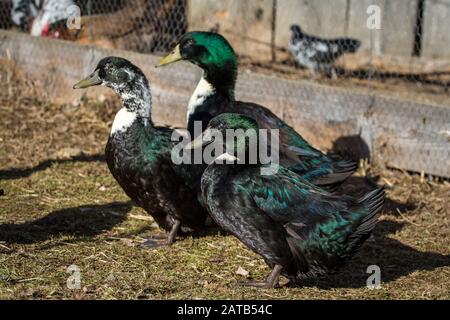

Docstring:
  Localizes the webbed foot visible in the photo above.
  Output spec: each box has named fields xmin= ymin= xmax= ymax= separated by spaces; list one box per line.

xmin=140 ymin=219 xmax=181 ymax=249
xmin=233 ymin=264 xmax=283 ymax=289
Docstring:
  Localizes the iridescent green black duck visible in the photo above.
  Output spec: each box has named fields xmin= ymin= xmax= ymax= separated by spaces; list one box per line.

xmin=157 ymin=31 xmax=357 ymax=189
xmin=190 ymin=113 xmax=385 ymax=288
xmin=74 ymin=56 xmax=209 ymax=247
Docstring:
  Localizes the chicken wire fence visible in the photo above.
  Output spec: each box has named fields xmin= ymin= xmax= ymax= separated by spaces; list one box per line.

xmin=0 ymin=0 xmax=447 ymax=101
xmin=0 ymin=0 xmax=448 ymax=101
xmin=0 ymin=0 xmax=449 ymax=177
xmin=0 ymin=0 xmax=187 ymax=53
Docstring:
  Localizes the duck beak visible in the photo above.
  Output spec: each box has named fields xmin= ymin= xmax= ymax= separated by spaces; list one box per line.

xmin=73 ymin=70 xmax=102 ymax=89
xmin=156 ymin=44 xmax=182 ymax=67
xmin=185 ymin=129 xmax=214 ymax=150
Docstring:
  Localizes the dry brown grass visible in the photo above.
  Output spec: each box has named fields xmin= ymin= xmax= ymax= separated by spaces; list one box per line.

xmin=0 ymin=63 xmax=449 ymax=300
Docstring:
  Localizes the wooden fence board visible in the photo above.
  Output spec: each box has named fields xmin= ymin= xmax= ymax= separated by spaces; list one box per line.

xmin=0 ymin=30 xmax=449 ymax=177
xmin=422 ymin=0 xmax=450 ymax=58
xmin=188 ymin=0 xmax=274 ymax=61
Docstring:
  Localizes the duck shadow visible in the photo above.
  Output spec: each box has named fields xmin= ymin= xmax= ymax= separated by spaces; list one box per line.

xmin=0 ymin=199 xmax=223 ymax=245
xmin=331 ymin=134 xmax=370 ymax=163
xmin=334 ymin=175 xmax=417 ymax=216
xmin=0 ymin=154 xmax=105 ymax=181
xmin=190 ymin=226 xmax=230 ymax=238
xmin=330 ymin=134 xmax=416 ymax=214
xmin=0 ymin=201 xmax=132 ymax=244
xmin=292 ymin=219 xmax=450 ymax=289
xmin=136 ymin=219 xmax=228 ymax=240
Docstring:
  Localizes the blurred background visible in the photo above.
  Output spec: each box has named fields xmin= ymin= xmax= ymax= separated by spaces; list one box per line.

xmin=1 ymin=0 xmax=449 ymax=102
xmin=0 ymin=0 xmax=449 ymax=178
xmin=0 ymin=1 xmax=449 ymax=300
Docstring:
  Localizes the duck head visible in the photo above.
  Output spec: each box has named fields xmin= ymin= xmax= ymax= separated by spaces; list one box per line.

xmin=187 ymin=113 xmax=260 ymax=164
xmin=74 ymin=56 xmax=151 ymax=117
xmin=157 ymin=32 xmax=237 ymax=96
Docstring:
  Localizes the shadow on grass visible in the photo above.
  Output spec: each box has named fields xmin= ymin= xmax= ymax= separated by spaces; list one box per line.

xmin=0 ymin=201 xmax=132 ymax=244
xmin=0 ymin=154 xmax=105 ymax=180
xmin=294 ymin=219 xmax=450 ymax=289
xmin=334 ymin=175 xmax=417 ymax=216
xmin=331 ymin=135 xmax=371 ymax=163
xmin=2 ymin=201 xmax=446 ymax=288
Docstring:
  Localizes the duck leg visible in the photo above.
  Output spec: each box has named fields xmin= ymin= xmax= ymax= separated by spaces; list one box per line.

xmin=166 ymin=219 xmax=181 ymax=245
xmin=309 ymin=66 xmax=317 ymax=80
xmin=235 ymin=264 xmax=283 ymax=288
xmin=142 ymin=219 xmax=181 ymax=248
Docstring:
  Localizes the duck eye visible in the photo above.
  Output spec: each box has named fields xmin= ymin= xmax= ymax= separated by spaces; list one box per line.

xmin=185 ymin=38 xmax=195 ymax=46
xmin=116 ymin=70 xmax=129 ymax=82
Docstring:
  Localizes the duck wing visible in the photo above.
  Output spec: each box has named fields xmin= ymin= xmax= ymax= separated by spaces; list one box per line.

xmin=233 ymin=102 xmax=357 ymax=187
xmin=138 ymin=126 xmax=209 ymax=230
xmin=243 ymin=167 xmax=384 ymax=274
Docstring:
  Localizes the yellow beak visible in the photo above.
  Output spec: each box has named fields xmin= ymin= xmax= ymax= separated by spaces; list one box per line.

xmin=155 ymin=44 xmax=182 ymax=68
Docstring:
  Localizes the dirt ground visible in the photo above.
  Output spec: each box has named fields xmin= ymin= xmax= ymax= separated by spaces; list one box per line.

xmin=0 ymin=64 xmax=449 ymax=300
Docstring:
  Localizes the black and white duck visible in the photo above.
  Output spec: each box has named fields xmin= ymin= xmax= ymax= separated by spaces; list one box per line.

xmin=156 ymin=31 xmax=357 ymax=189
xmin=73 ymin=56 xmax=209 ymax=247
xmin=189 ymin=113 xmax=385 ymax=288
xmin=289 ymin=24 xmax=361 ymax=77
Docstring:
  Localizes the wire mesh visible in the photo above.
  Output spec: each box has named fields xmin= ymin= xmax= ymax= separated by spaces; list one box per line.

xmin=0 ymin=0 xmax=449 ymax=177
xmin=0 ymin=0 xmax=448 ymax=101
xmin=2 ymin=0 xmax=187 ymax=53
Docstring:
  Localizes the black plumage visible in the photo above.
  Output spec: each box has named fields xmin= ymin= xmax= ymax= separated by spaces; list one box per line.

xmin=74 ymin=56 xmax=209 ymax=246
xmin=198 ymin=113 xmax=385 ymax=288
xmin=157 ymin=31 xmax=357 ymax=190
xmin=289 ymin=24 xmax=361 ymax=77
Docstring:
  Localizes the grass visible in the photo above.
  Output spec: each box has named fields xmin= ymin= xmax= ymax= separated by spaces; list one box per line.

xmin=0 ymin=63 xmax=449 ymax=299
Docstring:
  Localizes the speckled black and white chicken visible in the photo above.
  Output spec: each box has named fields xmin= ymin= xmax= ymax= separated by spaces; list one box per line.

xmin=288 ymin=24 xmax=361 ymax=77
xmin=11 ymin=0 xmax=76 ymax=37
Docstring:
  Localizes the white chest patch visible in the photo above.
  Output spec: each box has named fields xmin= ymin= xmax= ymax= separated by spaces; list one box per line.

xmin=187 ymin=77 xmax=215 ymax=122
xmin=111 ymin=108 xmax=137 ymax=135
